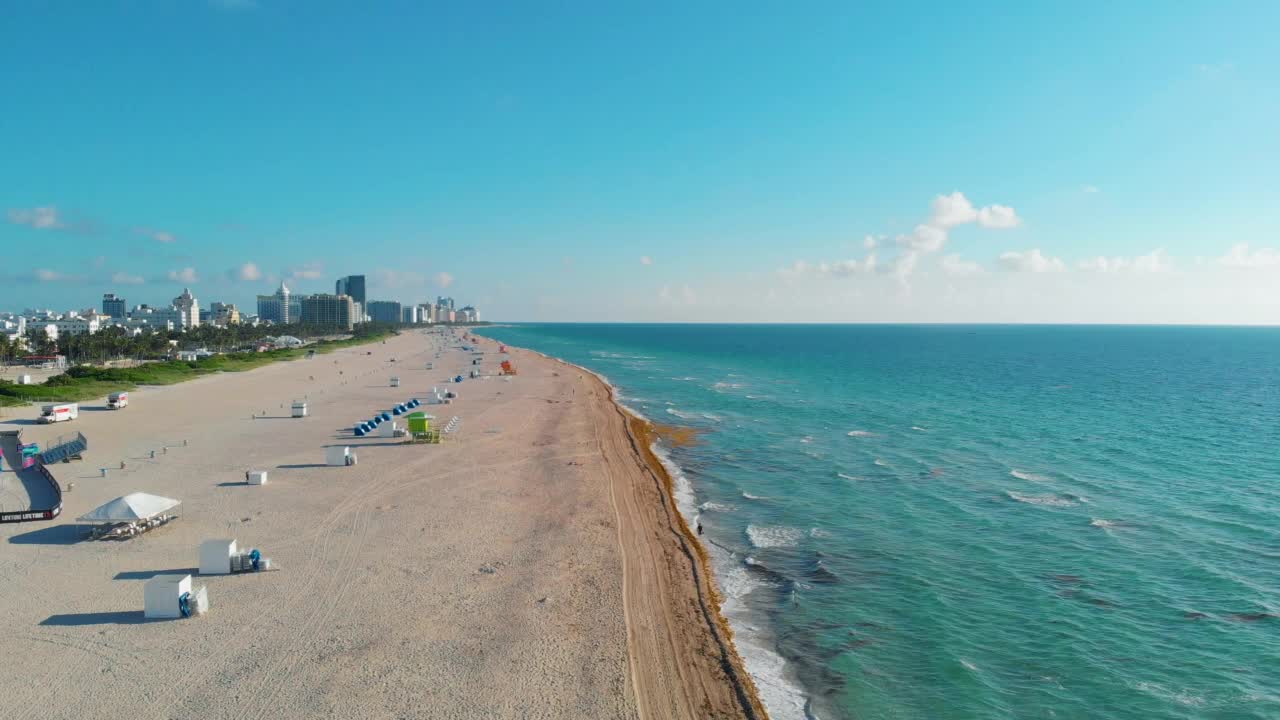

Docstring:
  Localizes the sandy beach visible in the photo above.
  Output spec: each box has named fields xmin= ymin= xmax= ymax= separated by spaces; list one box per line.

xmin=0 ymin=329 xmax=764 ymax=720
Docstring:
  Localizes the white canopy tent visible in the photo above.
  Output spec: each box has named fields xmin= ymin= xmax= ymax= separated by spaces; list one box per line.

xmin=78 ymin=492 xmax=182 ymax=523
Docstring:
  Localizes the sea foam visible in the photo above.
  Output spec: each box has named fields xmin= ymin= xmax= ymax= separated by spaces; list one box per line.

xmin=747 ymin=525 xmax=804 ymax=549
xmin=1011 ymin=469 xmax=1051 ymax=482
xmin=1007 ymin=491 xmax=1077 ymax=508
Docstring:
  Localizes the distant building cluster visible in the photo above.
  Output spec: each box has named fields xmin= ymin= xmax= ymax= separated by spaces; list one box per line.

xmin=2 ymin=272 xmax=480 ymax=351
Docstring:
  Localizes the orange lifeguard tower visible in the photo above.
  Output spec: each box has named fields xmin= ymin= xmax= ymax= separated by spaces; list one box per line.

xmin=500 ymin=360 xmax=517 ymax=375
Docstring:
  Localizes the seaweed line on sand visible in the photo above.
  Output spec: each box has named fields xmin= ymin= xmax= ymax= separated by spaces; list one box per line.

xmin=491 ymin=340 xmax=769 ymax=719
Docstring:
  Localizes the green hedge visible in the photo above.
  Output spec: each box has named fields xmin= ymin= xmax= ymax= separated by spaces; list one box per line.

xmin=0 ymin=330 xmax=393 ymax=407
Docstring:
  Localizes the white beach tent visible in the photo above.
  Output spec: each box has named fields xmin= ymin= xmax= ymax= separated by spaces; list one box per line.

xmin=78 ymin=492 xmax=181 ymax=523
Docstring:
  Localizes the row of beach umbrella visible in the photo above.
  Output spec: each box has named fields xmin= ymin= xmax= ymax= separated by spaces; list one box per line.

xmin=353 ymin=398 xmax=421 ymax=436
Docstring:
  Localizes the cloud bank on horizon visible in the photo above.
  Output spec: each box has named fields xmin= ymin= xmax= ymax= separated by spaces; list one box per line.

xmin=4 ymin=187 xmax=1278 ymax=324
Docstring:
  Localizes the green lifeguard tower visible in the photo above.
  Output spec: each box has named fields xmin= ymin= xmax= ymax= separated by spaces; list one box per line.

xmin=406 ymin=412 xmax=440 ymax=444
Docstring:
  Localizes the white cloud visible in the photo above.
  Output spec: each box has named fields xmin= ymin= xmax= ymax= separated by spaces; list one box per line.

xmin=135 ymin=227 xmax=177 ymax=243
xmin=929 ymin=192 xmax=979 ymax=228
xmin=373 ymin=268 xmax=426 ymax=289
xmin=235 ymin=262 xmax=262 ymax=281
xmin=898 ymin=223 xmax=948 ymax=253
xmin=977 ymin=204 xmax=1021 ymax=229
xmin=8 ymin=206 xmax=65 ymax=230
xmin=287 ymin=262 xmax=324 ymax=281
xmin=112 ymin=271 xmax=146 ymax=285
xmin=658 ymin=284 xmax=697 ymax=305
xmin=1077 ymin=256 xmax=1124 ymax=273
xmin=998 ymin=249 xmax=1065 ymax=273
xmin=780 ymin=253 xmax=877 ymax=280
xmin=892 ymin=251 xmax=919 ymax=284
xmin=941 ymin=254 xmax=983 ymax=277
xmin=882 ymin=192 xmax=1022 ymax=282
xmin=167 ymin=267 xmax=199 ymax=283
xmin=435 ymin=271 xmax=454 ymax=289
xmin=863 ymin=235 xmax=879 ymax=250
xmin=1078 ymin=249 xmax=1171 ymax=274
xmin=640 ymin=256 xmax=653 ymax=266
xmin=1082 ymin=185 xmax=1100 ymax=194
xmin=34 ymin=269 xmax=68 ymax=282
xmin=1196 ymin=61 xmax=1235 ymax=77
xmin=1217 ymin=243 xmax=1280 ymax=269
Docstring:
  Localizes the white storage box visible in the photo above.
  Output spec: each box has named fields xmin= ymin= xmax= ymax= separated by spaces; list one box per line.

xmin=199 ymin=539 xmax=237 ymax=575
xmin=378 ymin=421 xmax=398 ymax=438
xmin=325 ymin=446 xmax=350 ymax=466
xmin=248 ymin=470 xmax=268 ymax=485
xmin=389 ymin=377 xmax=400 ymax=387
xmin=291 ymin=401 xmax=307 ymax=418
xmin=144 ymin=574 xmax=192 ymax=619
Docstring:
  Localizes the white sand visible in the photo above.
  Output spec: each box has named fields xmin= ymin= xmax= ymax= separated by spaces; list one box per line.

xmin=0 ymin=329 xmax=765 ymax=720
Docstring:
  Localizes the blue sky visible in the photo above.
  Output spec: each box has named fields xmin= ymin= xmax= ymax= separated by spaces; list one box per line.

xmin=2 ymin=1 xmax=1278 ymax=322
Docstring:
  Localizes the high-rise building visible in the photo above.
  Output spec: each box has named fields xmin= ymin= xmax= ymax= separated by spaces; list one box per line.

xmin=417 ymin=304 xmax=435 ymax=324
xmin=458 ymin=306 xmax=480 ymax=323
xmin=335 ymin=275 xmax=366 ymax=306
xmin=172 ymin=288 xmax=200 ymax=329
xmin=367 ymin=300 xmax=402 ymax=324
xmin=401 ymin=305 xmax=418 ymax=324
xmin=102 ymin=293 xmax=126 ymax=319
xmin=300 ymin=293 xmax=355 ymax=331
xmin=436 ymin=296 xmax=455 ymax=311
xmin=256 ymin=282 xmax=292 ymax=324
xmin=210 ymin=302 xmax=241 ymax=326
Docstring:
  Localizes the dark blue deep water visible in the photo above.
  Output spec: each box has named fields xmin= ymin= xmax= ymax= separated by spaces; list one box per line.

xmin=480 ymin=324 xmax=1280 ymax=720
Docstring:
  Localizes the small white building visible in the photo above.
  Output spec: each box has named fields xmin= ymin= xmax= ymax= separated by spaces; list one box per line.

xmin=199 ymin=539 xmax=237 ymax=575
xmin=325 ymin=446 xmax=351 ymax=466
xmin=144 ymin=574 xmax=207 ymax=619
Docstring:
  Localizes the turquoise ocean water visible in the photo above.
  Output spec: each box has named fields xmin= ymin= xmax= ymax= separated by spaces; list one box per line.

xmin=479 ymin=324 xmax=1279 ymax=720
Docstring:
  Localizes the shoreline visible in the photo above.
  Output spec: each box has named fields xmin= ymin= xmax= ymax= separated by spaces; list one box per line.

xmin=479 ymin=339 xmax=770 ymax=719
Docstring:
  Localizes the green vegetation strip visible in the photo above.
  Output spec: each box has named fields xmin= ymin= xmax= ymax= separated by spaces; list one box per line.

xmin=0 ymin=330 xmax=394 ymax=407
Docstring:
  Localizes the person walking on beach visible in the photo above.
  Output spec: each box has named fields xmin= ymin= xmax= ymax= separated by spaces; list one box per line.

xmin=694 ymin=514 xmax=703 ymax=535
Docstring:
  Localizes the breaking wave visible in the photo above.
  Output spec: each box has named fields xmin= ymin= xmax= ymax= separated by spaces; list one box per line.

xmin=1006 ymin=491 xmax=1078 ymax=508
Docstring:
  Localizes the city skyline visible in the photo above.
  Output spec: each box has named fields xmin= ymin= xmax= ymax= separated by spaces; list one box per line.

xmin=3 ymin=3 xmax=1278 ymax=324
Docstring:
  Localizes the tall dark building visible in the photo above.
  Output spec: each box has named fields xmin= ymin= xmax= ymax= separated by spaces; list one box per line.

xmin=102 ymin=293 xmax=126 ymax=318
xmin=366 ymin=301 xmax=402 ymax=324
xmin=335 ymin=275 xmax=366 ymax=306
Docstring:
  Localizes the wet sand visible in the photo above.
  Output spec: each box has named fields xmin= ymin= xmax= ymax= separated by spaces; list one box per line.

xmin=0 ymin=329 xmax=764 ymax=719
